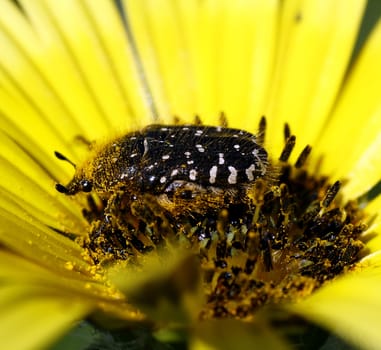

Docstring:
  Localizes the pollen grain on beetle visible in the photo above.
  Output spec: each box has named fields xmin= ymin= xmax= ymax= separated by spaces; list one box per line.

xmin=56 ymin=116 xmax=367 ymax=320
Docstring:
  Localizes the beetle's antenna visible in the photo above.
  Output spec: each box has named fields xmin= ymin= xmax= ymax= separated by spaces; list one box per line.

xmin=54 ymin=151 xmax=76 ymax=169
xmin=55 ymin=183 xmax=69 ymax=194
xmin=54 ymin=151 xmax=74 ymax=194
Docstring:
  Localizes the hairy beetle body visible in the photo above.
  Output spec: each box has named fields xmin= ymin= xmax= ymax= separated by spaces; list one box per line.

xmin=57 ymin=124 xmax=268 ymax=196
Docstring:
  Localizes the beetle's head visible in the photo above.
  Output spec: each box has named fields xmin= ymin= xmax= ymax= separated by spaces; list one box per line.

xmin=54 ymin=151 xmax=93 ymax=195
xmin=55 ymin=175 xmax=93 ymax=195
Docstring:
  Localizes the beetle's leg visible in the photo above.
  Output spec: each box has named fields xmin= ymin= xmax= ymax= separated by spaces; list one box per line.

xmin=82 ymin=194 xmax=106 ymax=223
xmin=84 ymin=191 xmax=137 ymax=262
xmin=85 ymin=213 xmax=134 ymax=263
xmin=89 ymin=191 xmax=170 ymax=256
xmin=129 ymin=193 xmax=177 ymax=245
xmin=74 ymin=135 xmax=95 ymax=149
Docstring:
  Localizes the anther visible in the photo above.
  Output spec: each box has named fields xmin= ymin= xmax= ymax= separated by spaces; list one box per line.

xmin=245 ymin=230 xmax=260 ymax=258
xmin=295 ymin=145 xmax=312 ymax=168
xmin=257 ymin=116 xmax=266 ymax=145
xmin=284 ymin=123 xmax=291 ymax=141
xmin=260 ymin=232 xmax=273 ymax=271
xmin=219 ymin=112 xmax=228 ymax=127
xmin=194 ymin=114 xmax=202 ymax=125
xmin=217 ymin=209 xmax=229 ymax=240
xmin=279 ymin=135 xmax=296 ymax=162
xmin=173 ymin=115 xmax=180 ymax=124
xmin=321 ymin=181 xmax=341 ymax=209
xmin=357 ymin=178 xmax=381 ymax=207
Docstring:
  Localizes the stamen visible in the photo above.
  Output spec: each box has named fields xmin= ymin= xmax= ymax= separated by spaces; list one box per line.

xmin=249 ymin=179 xmax=267 ymax=224
xmin=257 ymin=116 xmax=266 ymax=145
xmin=260 ymin=232 xmax=273 ymax=271
xmin=279 ymin=135 xmax=296 ymax=162
xmin=194 ymin=115 xmax=202 ymax=125
xmin=295 ymin=145 xmax=312 ymax=168
xmin=219 ymin=112 xmax=228 ymax=127
xmin=284 ymin=123 xmax=291 ymax=141
xmin=357 ymin=178 xmax=381 ymax=206
xmin=321 ymin=180 xmax=341 ymax=209
xmin=245 ymin=230 xmax=259 ymax=258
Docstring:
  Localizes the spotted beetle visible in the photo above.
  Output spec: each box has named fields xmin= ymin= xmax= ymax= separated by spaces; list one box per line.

xmin=56 ymin=124 xmax=268 ymax=197
xmin=56 ymin=123 xmax=270 ymax=258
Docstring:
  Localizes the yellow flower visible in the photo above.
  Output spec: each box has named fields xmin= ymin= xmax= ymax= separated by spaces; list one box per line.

xmin=1 ymin=1 xmax=381 ymax=349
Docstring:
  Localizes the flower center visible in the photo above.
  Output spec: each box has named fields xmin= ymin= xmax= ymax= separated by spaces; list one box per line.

xmin=77 ymin=119 xmax=367 ymax=320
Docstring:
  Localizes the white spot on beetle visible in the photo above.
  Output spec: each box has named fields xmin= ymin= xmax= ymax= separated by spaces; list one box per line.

xmin=170 ymin=169 xmax=179 ymax=177
xmin=195 ymin=130 xmax=203 ymax=136
xmin=184 ymin=151 xmax=191 ymax=158
xmin=162 ymin=154 xmax=170 ymax=160
xmin=189 ymin=169 xmax=197 ymax=181
xmin=245 ymin=164 xmax=256 ymax=181
xmin=228 ymin=166 xmax=237 ymax=184
xmin=234 ymin=144 xmax=240 ymax=150
xmin=160 ymin=176 xmax=166 ymax=183
xmin=130 ymin=153 xmax=138 ymax=158
xmin=196 ymin=144 xmax=205 ymax=152
xmin=218 ymin=153 xmax=225 ymax=165
xmin=209 ymin=165 xmax=218 ymax=184
xmin=187 ymin=160 xmax=194 ymax=165
xmin=143 ymin=138 xmax=149 ymax=155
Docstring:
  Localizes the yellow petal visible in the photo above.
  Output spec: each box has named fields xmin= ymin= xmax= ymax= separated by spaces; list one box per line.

xmin=316 ymin=19 xmax=381 ymax=184
xmin=0 ymin=206 xmax=93 ymax=277
xmin=337 ymin=128 xmax=381 ymax=200
xmin=0 ymin=284 xmax=91 ymax=350
xmin=202 ymin=0 xmax=278 ymax=129
xmin=265 ymin=0 xmax=366 ymax=157
xmin=0 ymin=0 xmax=84 ymax=154
xmin=362 ymin=228 xmax=381 ymax=255
xmin=0 ymin=137 xmax=86 ymax=234
xmin=190 ymin=319 xmax=290 ymax=350
xmin=0 ymin=0 xmax=155 ymax=166
xmin=126 ymin=0 xmax=279 ymax=127
xmin=288 ymin=267 xmax=381 ymax=350
xmin=109 ymin=250 xmax=204 ymax=324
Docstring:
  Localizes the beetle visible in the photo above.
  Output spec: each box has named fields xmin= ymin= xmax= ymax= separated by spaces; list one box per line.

xmin=56 ymin=124 xmax=269 ymax=199
xmin=55 ymin=123 xmax=271 ymax=258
